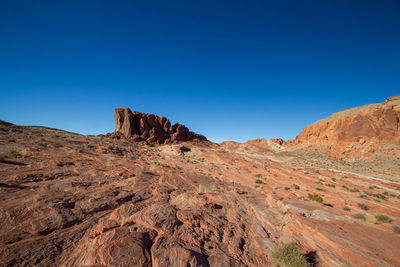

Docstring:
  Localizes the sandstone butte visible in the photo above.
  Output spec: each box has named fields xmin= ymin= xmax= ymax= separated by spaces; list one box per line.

xmin=106 ymin=108 xmax=207 ymax=144
xmin=0 ymin=96 xmax=400 ymax=267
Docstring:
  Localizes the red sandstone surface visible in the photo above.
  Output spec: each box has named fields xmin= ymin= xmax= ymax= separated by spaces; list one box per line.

xmin=1 ymin=99 xmax=400 ymax=266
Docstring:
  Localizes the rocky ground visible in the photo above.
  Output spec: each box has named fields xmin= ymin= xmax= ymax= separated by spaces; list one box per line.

xmin=1 ymin=120 xmax=400 ymax=266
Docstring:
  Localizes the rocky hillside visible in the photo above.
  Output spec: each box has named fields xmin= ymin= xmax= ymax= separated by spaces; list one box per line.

xmin=287 ymin=95 xmax=400 ymax=160
xmin=1 ymin=117 xmax=400 ymax=266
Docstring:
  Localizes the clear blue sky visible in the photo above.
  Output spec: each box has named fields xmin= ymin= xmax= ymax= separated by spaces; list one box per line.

xmin=1 ymin=0 xmax=399 ymax=142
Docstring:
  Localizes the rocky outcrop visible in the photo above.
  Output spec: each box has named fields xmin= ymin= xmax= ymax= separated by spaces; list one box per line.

xmin=287 ymin=95 xmax=400 ymax=159
xmin=108 ymin=108 xmax=207 ymax=144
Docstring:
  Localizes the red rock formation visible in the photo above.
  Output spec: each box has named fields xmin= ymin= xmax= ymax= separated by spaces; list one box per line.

xmin=287 ymin=95 xmax=400 ymax=159
xmin=109 ymin=108 xmax=207 ymax=144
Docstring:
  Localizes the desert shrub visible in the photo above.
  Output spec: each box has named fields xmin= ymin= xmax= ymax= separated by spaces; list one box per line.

xmin=375 ymin=215 xmax=392 ymax=223
xmin=353 ymin=213 xmax=366 ymax=221
xmin=342 ymin=206 xmax=351 ymax=211
xmin=397 ymin=195 xmax=400 ymax=199
xmin=366 ymin=216 xmax=376 ymax=224
xmin=393 ymin=225 xmax=400 ymax=234
xmin=326 ymin=184 xmax=335 ymax=188
xmin=84 ymin=144 xmax=95 ymax=149
xmin=255 ymin=174 xmax=263 ymax=178
xmin=374 ymin=194 xmax=387 ymax=200
xmin=315 ymin=170 xmax=320 ymax=174
xmin=308 ymin=194 xmax=323 ymax=203
xmin=11 ymin=178 xmax=23 ymax=187
xmin=8 ymin=150 xmax=29 ymax=158
xmin=315 ymin=187 xmax=324 ymax=191
xmin=349 ymin=188 xmax=360 ymax=193
xmin=125 ymin=153 xmax=137 ymax=159
xmin=357 ymin=203 xmax=369 ymax=210
xmin=270 ymin=242 xmax=310 ymax=267
xmin=284 ymin=187 xmax=290 ymax=191
xmin=359 ymin=194 xmax=368 ymax=199
xmin=273 ymin=174 xmax=278 ymax=177
xmin=292 ymin=184 xmax=300 ymax=190
xmin=331 ymin=178 xmax=337 ymax=182
xmin=255 ymin=179 xmax=263 ymax=184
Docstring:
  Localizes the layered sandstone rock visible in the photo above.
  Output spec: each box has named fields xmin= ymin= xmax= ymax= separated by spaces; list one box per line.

xmin=109 ymin=108 xmax=207 ymax=144
xmin=287 ymin=95 xmax=400 ymax=159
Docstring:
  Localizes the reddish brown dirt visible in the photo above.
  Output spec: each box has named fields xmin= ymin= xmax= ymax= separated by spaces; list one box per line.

xmin=1 ymin=120 xmax=400 ymax=266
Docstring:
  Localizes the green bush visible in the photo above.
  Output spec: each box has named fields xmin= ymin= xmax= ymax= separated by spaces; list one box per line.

xmin=292 ymin=184 xmax=300 ymax=190
xmin=393 ymin=225 xmax=400 ymax=234
xmin=270 ymin=242 xmax=310 ymax=267
xmin=375 ymin=215 xmax=392 ymax=223
xmin=255 ymin=179 xmax=263 ymax=184
xmin=308 ymin=194 xmax=323 ymax=203
xmin=374 ymin=194 xmax=387 ymax=200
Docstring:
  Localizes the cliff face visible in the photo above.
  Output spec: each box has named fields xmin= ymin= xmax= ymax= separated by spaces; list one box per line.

xmin=287 ymin=95 xmax=400 ymax=159
xmin=110 ymin=108 xmax=207 ymax=144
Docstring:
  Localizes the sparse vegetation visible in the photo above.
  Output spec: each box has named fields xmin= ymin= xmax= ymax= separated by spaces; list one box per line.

xmin=292 ymin=184 xmax=300 ymax=190
xmin=255 ymin=179 xmax=263 ymax=184
xmin=342 ymin=206 xmax=351 ymax=211
xmin=357 ymin=203 xmax=369 ymax=210
xmin=315 ymin=187 xmax=324 ymax=191
xmin=125 ymin=153 xmax=137 ymax=159
xmin=8 ymin=150 xmax=29 ymax=158
xmin=37 ymin=142 xmax=47 ymax=147
xmin=393 ymin=225 xmax=400 ymax=234
xmin=308 ymin=193 xmax=323 ymax=203
xmin=270 ymin=242 xmax=310 ymax=267
xmin=11 ymin=178 xmax=23 ymax=187
xmin=375 ymin=215 xmax=392 ymax=223
xmin=374 ymin=194 xmax=387 ymax=200
xmin=353 ymin=213 xmax=366 ymax=221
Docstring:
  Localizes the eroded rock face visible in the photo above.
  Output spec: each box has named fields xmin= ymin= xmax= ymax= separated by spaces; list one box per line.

xmin=109 ymin=108 xmax=207 ymax=144
xmin=287 ymin=95 xmax=400 ymax=159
